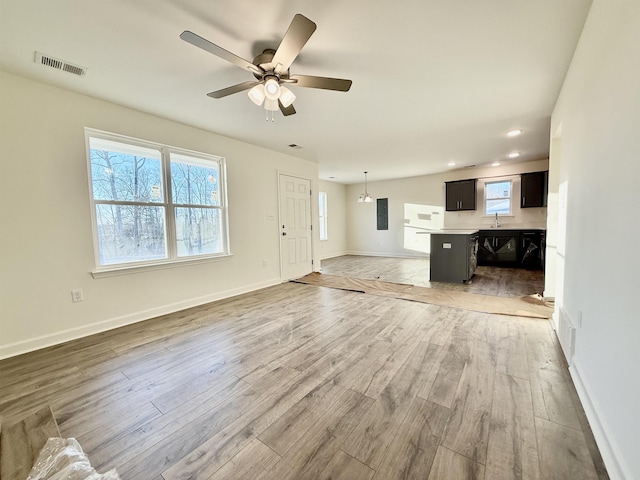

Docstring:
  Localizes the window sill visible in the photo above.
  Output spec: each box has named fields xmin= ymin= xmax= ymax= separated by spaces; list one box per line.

xmin=91 ymin=254 xmax=233 ymax=279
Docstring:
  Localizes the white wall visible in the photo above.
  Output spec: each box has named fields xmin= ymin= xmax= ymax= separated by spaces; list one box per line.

xmin=550 ymin=1 xmax=640 ymax=478
xmin=0 ymin=71 xmax=319 ymax=359
xmin=317 ymin=180 xmax=348 ymax=261
xmin=346 ymin=159 xmax=548 ymax=257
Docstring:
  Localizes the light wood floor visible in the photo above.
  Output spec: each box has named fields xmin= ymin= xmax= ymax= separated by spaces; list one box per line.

xmin=0 ymin=256 xmax=607 ymax=479
xmin=321 ymin=255 xmax=546 ymax=297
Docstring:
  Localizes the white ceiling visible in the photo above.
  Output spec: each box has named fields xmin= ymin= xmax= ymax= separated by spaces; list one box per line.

xmin=0 ymin=0 xmax=591 ymax=184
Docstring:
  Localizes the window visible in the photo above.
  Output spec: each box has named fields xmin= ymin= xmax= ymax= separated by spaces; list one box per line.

xmin=318 ymin=191 xmax=328 ymax=240
xmin=485 ymin=180 xmax=512 ymax=215
xmin=86 ymin=129 xmax=228 ymax=270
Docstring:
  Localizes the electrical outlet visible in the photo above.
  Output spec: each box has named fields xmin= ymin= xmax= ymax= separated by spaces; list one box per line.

xmin=262 ymin=260 xmax=268 ymax=267
xmin=71 ymin=289 xmax=84 ymax=303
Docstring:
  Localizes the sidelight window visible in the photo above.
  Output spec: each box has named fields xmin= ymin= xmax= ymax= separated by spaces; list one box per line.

xmin=318 ymin=191 xmax=328 ymax=240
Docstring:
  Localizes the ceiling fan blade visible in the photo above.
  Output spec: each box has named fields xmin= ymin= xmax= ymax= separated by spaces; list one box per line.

xmin=207 ymin=81 xmax=260 ymax=99
xmin=271 ymin=14 xmax=317 ymax=74
xmin=279 ymin=100 xmax=296 ymax=116
xmin=180 ymin=31 xmax=262 ymax=75
xmin=289 ymin=75 xmax=352 ymax=92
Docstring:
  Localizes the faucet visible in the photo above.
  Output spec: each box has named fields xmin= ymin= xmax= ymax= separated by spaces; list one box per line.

xmin=494 ymin=212 xmax=501 ymax=228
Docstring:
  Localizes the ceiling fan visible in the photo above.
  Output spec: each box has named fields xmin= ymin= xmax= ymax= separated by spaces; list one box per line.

xmin=180 ymin=14 xmax=352 ymax=118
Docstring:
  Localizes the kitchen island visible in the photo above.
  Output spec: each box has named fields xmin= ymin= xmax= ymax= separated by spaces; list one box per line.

xmin=429 ymin=230 xmax=479 ymax=283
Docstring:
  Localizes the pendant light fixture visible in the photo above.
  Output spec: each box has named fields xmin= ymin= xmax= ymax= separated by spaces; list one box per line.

xmin=358 ymin=171 xmax=373 ymax=203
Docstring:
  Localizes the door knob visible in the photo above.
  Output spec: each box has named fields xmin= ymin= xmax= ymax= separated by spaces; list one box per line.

xmin=282 ymin=232 xmax=287 ymax=236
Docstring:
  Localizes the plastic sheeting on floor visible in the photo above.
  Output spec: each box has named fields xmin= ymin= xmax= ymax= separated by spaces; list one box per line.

xmin=27 ymin=438 xmax=120 ymax=480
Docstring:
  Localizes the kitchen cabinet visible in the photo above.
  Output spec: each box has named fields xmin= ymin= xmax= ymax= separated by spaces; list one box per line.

xmin=521 ymin=171 xmax=548 ymax=208
xmin=430 ymin=231 xmax=479 ymax=283
xmin=520 ymin=230 xmax=545 ymax=270
xmin=478 ymin=230 xmax=518 ymax=266
xmin=445 ymin=179 xmax=477 ymax=211
xmin=478 ymin=229 xmax=545 ymax=269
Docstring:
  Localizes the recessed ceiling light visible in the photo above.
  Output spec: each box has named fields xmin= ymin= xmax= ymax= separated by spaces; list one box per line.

xmin=288 ymin=144 xmax=303 ymax=149
xmin=491 ymin=162 xmax=501 ymax=167
xmin=447 ymin=161 xmax=456 ymax=167
xmin=507 ymin=129 xmax=523 ymax=137
xmin=508 ymin=152 xmax=520 ymax=158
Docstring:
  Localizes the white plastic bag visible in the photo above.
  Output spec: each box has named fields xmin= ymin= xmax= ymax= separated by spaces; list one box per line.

xmin=26 ymin=438 xmax=120 ymax=480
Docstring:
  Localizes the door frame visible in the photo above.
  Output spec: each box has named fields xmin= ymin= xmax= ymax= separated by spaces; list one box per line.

xmin=277 ymin=171 xmax=315 ymax=281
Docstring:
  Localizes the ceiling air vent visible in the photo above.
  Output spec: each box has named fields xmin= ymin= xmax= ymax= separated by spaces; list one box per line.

xmin=34 ymin=52 xmax=87 ymax=77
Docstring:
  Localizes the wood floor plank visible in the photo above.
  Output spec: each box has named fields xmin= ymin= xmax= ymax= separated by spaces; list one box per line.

xmin=255 ymin=388 xmax=374 ymax=480
xmin=428 ymin=446 xmax=486 ymax=480
xmin=207 ymin=438 xmax=281 ymax=480
xmin=485 ymin=373 xmax=541 ymax=480
xmin=342 ymin=341 xmax=440 ymax=469
xmin=90 ymin=373 xmax=253 ymax=471
xmin=160 ymin=365 xmax=330 ymax=480
xmin=373 ymin=396 xmax=450 ymax=480
xmin=491 ymin=315 xmax=529 ymax=380
xmin=59 ymin=400 xmax=162 ymax=455
xmin=426 ymin=342 xmax=467 ymax=408
xmin=320 ymin=450 xmax=376 ymax=480
xmin=535 ymin=416 xmax=599 ymax=480
xmin=440 ymin=336 xmax=496 ymax=465
xmin=115 ymin=366 xmax=300 ymax=479
xmin=258 ymin=377 xmax=346 ymax=455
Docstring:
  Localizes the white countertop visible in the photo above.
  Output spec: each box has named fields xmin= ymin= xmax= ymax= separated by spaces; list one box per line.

xmin=417 ymin=227 xmax=546 ymax=235
xmin=417 ymin=229 xmax=479 ymax=235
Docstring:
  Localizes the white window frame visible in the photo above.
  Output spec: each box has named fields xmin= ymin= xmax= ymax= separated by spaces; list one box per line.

xmin=85 ymin=128 xmax=230 ymax=276
xmin=318 ymin=191 xmax=328 ymax=241
xmin=484 ymin=179 xmax=513 ymax=216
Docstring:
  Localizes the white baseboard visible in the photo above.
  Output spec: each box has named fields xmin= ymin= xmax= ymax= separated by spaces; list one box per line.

xmin=346 ymin=251 xmax=429 ymax=259
xmin=570 ymin=362 xmax=630 ymax=480
xmin=319 ymin=251 xmax=349 ymax=261
xmin=0 ymin=277 xmax=282 ymax=361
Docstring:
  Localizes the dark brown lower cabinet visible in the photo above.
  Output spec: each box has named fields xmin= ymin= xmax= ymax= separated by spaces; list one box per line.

xmin=478 ymin=229 xmax=545 ymax=269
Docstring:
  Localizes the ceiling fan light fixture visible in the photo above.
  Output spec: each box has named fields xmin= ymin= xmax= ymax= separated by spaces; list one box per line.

xmin=248 ymin=84 xmax=265 ymax=106
xmin=264 ymin=78 xmax=281 ymax=100
xmin=264 ymin=97 xmax=279 ymax=112
xmin=279 ymin=86 xmax=296 ymax=108
xmin=180 ymin=15 xmax=353 ymax=118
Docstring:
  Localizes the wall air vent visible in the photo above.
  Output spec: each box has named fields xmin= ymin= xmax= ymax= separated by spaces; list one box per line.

xmin=34 ymin=52 xmax=87 ymax=77
xmin=558 ymin=307 xmax=576 ymax=365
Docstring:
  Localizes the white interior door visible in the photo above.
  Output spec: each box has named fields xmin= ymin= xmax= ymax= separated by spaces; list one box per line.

xmin=279 ymin=174 xmax=312 ymax=280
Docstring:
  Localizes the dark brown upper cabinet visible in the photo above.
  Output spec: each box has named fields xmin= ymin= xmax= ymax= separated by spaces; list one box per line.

xmin=520 ymin=171 xmax=548 ymax=208
xmin=445 ymin=179 xmax=477 ymax=211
